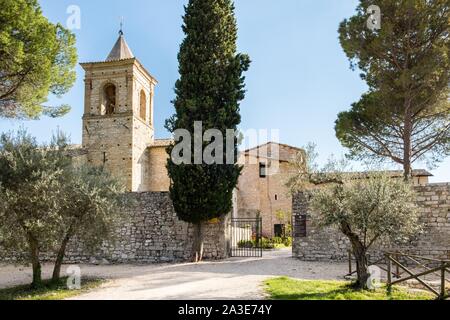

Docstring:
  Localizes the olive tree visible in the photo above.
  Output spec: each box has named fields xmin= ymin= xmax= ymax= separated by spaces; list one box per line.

xmin=51 ymin=166 xmax=127 ymax=283
xmin=0 ymin=130 xmax=127 ymax=286
xmin=287 ymin=145 xmax=421 ymax=289
xmin=310 ymin=174 xmax=421 ymax=289
xmin=0 ymin=130 xmax=69 ymax=287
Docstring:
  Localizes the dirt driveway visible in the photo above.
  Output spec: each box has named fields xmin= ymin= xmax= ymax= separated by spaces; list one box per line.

xmin=0 ymin=249 xmax=348 ymax=300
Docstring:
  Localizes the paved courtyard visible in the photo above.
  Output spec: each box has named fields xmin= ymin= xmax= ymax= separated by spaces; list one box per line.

xmin=0 ymin=249 xmax=348 ymax=300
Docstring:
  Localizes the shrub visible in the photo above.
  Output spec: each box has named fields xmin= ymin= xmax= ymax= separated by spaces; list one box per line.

xmin=237 ymin=237 xmax=292 ymax=249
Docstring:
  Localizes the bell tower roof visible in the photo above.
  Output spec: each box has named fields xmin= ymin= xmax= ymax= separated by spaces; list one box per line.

xmin=106 ymin=32 xmax=134 ymax=61
xmin=80 ymin=27 xmax=158 ymax=85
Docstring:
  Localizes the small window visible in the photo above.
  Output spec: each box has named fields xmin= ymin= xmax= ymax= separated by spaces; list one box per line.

xmin=103 ymin=84 xmax=116 ymax=115
xmin=274 ymin=224 xmax=285 ymax=238
xmin=259 ymin=163 xmax=267 ymax=178
xmin=275 ymin=194 xmax=278 ymax=201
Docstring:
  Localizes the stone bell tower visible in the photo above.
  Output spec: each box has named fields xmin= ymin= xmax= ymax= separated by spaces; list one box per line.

xmin=80 ymin=30 xmax=157 ymax=192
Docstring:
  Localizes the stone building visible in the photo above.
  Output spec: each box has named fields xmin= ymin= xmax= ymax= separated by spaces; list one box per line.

xmin=70 ymin=32 xmax=304 ymax=238
xmin=233 ymin=143 xmax=432 ymax=238
xmin=72 ymin=32 xmax=435 ymax=241
xmin=73 ymin=31 xmax=170 ymax=192
xmin=235 ymin=142 xmax=301 ymax=237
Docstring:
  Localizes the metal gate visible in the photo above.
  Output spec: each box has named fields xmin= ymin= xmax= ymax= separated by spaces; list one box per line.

xmin=230 ymin=218 xmax=263 ymax=257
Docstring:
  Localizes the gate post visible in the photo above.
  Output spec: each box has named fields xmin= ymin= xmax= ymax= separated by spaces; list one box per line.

xmin=440 ymin=262 xmax=446 ymax=300
xmin=386 ymin=253 xmax=392 ymax=294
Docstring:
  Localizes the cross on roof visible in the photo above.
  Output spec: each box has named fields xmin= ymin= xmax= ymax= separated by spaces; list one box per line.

xmin=119 ymin=17 xmax=124 ymax=36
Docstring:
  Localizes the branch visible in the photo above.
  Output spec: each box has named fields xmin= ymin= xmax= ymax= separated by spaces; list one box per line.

xmin=367 ymin=233 xmax=382 ymax=250
xmin=412 ymin=125 xmax=450 ymax=161
xmin=0 ymin=68 xmax=32 ymax=100
xmin=351 ymin=133 xmax=404 ymax=164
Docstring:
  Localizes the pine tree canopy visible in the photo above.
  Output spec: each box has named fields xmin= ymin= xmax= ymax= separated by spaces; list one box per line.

xmin=0 ymin=0 xmax=77 ymax=119
xmin=335 ymin=0 xmax=449 ymax=177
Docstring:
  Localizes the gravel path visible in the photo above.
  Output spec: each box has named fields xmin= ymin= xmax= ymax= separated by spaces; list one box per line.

xmin=0 ymin=249 xmax=348 ymax=300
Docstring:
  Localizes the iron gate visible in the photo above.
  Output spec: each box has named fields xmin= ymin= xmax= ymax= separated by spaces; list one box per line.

xmin=230 ymin=218 xmax=263 ymax=257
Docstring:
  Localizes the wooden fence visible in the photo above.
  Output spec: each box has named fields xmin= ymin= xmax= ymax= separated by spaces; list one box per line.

xmin=346 ymin=250 xmax=450 ymax=300
xmin=385 ymin=252 xmax=449 ymax=300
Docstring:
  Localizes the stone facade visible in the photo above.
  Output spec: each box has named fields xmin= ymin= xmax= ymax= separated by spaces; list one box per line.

xmin=72 ymin=34 xmax=166 ymax=193
xmin=292 ymin=183 xmax=450 ymax=262
xmin=2 ymin=192 xmax=230 ymax=264
xmin=236 ymin=142 xmax=300 ymax=237
xmin=73 ymin=34 xmax=309 ymax=237
xmin=64 ymin=192 xmax=230 ymax=263
xmin=79 ymin=56 xmax=157 ymax=192
xmin=74 ymin=34 xmax=310 ymax=232
xmin=148 ymin=141 xmax=172 ymax=192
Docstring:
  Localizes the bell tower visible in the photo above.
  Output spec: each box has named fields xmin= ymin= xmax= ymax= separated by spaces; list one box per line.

xmin=80 ymin=31 xmax=157 ymax=191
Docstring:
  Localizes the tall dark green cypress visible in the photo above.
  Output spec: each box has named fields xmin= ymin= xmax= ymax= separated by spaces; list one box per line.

xmin=166 ymin=0 xmax=250 ymax=261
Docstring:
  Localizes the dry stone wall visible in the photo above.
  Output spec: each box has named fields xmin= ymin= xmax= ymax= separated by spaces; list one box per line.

xmin=292 ymin=183 xmax=450 ymax=262
xmin=65 ymin=192 xmax=230 ymax=263
xmin=1 ymin=192 xmax=230 ymax=264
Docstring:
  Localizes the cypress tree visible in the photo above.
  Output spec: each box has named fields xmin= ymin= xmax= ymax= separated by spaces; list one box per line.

xmin=166 ymin=0 xmax=250 ymax=262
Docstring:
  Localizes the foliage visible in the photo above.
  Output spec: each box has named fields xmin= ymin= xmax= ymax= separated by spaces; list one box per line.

xmin=51 ymin=165 xmax=128 ymax=281
xmin=0 ymin=0 xmax=77 ymax=119
xmin=265 ymin=277 xmax=433 ymax=300
xmin=0 ymin=278 xmax=104 ymax=301
xmin=275 ymin=236 xmax=292 ymax=248
xmin=287 ymin=142 xmax=350 ymax=194
xmin=238 ymin=239 xmax=263 ymax=249
xmin=287 ymin=145 xmax=421 ymax=289
xmin=165 ymin=0 xmax=250 ymax=260
xmin=0 ymin=130 xmax=71 ymax=286
xmin=0 ymin=130 xmax=126 ymax=286
xmin=269 ymin=236 xmax=292 ymax=248
xmin=57 ymin=166 xmax=127 ymax=253
xmin=309 ymin=173 xmax=421 ymax=289
xmin=275 ymin=209 xmax=293 ymax=237
xmin=309 ymin=173 xmax=421 ymax=246
xmin=336 ymin=0 xmax=450 ymax=179
xmin=238 ymin=238 xmax=273 ymax=250
xmin=238 ymin=236 xmax=292 ymax=249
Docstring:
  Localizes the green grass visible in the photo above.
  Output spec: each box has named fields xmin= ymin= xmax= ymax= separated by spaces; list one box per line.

xmin=0 ymin=277 xmax=104 ymax=300
xmin=265 ymin=277 xmax=434 ymax=300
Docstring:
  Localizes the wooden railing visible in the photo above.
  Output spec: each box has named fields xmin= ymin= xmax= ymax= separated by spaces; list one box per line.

xmin=345 ymin=251 xmax=402 ymax=280
xmin=385 ymin=252 xmax=450 ymax=300
xmin=346 ymin=250 xmax=450 ymax=300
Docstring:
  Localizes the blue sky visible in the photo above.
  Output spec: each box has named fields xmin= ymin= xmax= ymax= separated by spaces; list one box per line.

xmin=0 ymin=0 xmax=448 ymax=182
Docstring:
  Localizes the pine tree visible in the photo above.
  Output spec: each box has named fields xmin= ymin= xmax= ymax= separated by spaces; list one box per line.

xmin=166 ymin=0 xmax=250 ymax=262
xmin=336 ymin=0 xmax=450 ymax=180
xmin=0 ymin=0 xmax=77 ymax=119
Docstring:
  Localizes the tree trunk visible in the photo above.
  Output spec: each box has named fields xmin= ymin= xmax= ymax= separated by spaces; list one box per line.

xmin=351 ymin=242 xmax=370 ymax=290
xmin=192 ymin=222 xmax=204 ymax=263
xmin=28 ymin=236 xmax=42 ymax=288
xmin=52 ymin=233 xmax=71 ymax=283
xmin=340 ymin=222 xmax=370 ymax=290
xmin=403 ymin=104 xmax=413 ymax=182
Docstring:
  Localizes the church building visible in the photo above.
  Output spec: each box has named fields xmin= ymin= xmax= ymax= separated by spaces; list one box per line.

xmin=72 ymin=32 xmax=432 ymax=239
xmin=74 ymin=31 xmax=172 ymax=192
xmin=71 ymin=31 xmax=301 ymax=237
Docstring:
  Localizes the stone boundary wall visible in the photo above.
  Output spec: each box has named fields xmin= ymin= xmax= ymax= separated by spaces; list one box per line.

xmin=2 ymin=192 xmax=230 ymax=264
xmin=292 ymin=183 xmax=450 ymax=262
